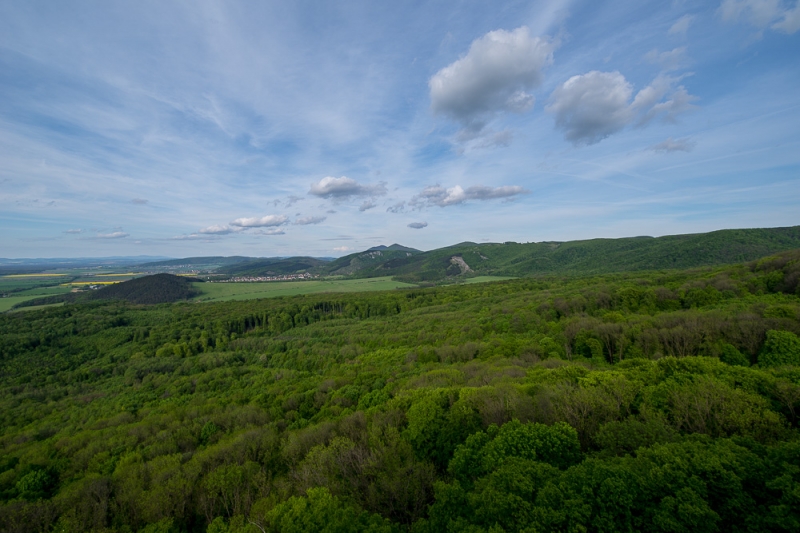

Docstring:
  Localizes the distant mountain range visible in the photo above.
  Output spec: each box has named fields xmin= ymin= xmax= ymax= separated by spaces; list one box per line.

xmin=5 ymin=227 xmax=800 ymax=283
xmin=144 ymin=226 xmax=800 ymax=282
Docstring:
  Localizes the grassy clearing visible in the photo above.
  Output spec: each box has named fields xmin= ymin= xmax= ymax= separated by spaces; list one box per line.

xmin=192 ymin=277 xmax=418 ymax=302
xmin=64 ymin=281 xmax=121 ymax=286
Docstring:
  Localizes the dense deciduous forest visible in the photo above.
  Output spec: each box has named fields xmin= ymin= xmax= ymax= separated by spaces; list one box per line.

xmin=1 ymin=250 xmax=800 ymax=532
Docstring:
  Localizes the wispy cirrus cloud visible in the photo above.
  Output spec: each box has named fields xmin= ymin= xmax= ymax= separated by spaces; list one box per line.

xmin=719 ymin=0 xmax=800 ymax=34
xmin=651 ymin=137 xmax=696 ymax=153
xmin=669 ymin=15 xmax=694 ymax=35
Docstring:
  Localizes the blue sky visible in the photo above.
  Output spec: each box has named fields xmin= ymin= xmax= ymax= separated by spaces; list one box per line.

xmin=1 ymin=0 xmax=799 ymax=258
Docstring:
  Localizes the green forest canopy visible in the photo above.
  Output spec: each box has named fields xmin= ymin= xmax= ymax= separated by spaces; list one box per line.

xmin=1 ymin=249 xmax=800 ymax=532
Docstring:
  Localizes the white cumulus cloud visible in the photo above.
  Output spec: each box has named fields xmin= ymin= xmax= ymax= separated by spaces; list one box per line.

xmin=547 ymin=71 xmax=697 ymax=145
xmin=547 ymin=71 xmax=634 ymax=145
xmin=430 ymin=26 xmax=554 ymax=137
xmin=410 ymin=184 xmax=528 ymax=208
xmin=230 ymin=214 xmax=288 ymax=228
xmin=309 ymin=176 xmax=387 ymax=199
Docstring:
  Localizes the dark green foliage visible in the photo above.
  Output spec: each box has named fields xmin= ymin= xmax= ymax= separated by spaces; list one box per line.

xmin=720 ymin=343 xmax=750 ymax=366
xmin=593 ymin=416 xmax=678 ymax=456
xmin=449 ymin=421 xmax=581 ymax=483
xmin=1 ymin=252 xmax=800 ymax=532
xmin=90 ymin=273 xmax=200 ymax=304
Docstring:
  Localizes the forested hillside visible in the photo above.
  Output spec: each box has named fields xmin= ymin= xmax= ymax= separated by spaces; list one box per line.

xmin=88 ymin=274 xmax=201 ymax=304
xmin=1 ymin=250 xmax=800 ymax=532
xmin=344 ymin=225 xmax=800 ymax=282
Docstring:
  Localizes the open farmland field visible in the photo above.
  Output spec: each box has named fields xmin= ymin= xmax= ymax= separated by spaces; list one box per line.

xmin=192 ymin=276 xmax=418 ymax=302
xmin=0 ymin=285 xmax=73 ymax=312
xmin=1 ymin=273 xmax=67 ymax=278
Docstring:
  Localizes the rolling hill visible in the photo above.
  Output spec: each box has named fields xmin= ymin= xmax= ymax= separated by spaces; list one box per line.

xmin=88 ymin=273 xmax=201 ymax=304
xmin=324 ymin=244 xmax=422 ymax=276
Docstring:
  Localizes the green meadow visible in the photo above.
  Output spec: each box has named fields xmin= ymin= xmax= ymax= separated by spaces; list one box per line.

xmin=192 ymin=276 xmax=418 ymax=302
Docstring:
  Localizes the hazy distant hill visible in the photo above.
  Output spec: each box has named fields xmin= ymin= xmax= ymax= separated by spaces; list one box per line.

xmin=366 ymin=244 xmax=421 ymax=253
xmin=345 ymin=226 xmax=800 ymax=282
xmin=138 ymin=256 xmax=254 ymax=269
xmin=216 ymin=257 xmax=332 ymax=277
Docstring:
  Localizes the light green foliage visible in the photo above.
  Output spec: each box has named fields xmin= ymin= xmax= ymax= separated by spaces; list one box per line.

xmin=263 ymin=487 xmax=395 ymax=533
xmin=759 ymin=330 xmax=800 ymax=367
xmin=1 ymin=252 xmax=800 ymax=532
